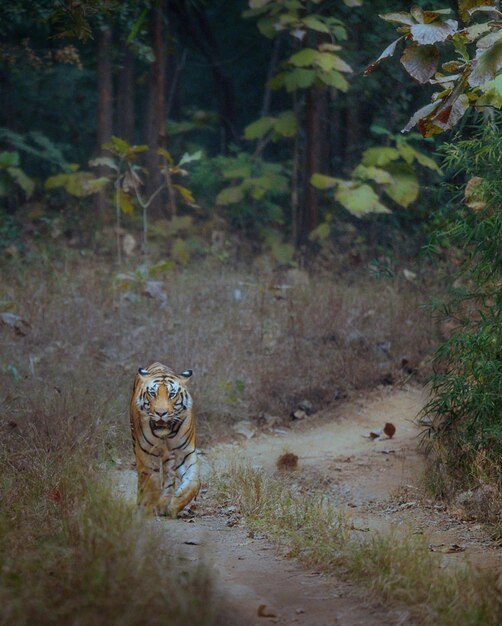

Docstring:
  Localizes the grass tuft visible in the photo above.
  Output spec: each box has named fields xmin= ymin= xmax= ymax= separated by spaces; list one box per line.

xmin=212 ymin=464 xmax=502 ymax=626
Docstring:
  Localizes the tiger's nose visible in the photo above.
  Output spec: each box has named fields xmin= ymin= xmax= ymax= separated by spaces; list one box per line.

xmin=155 ymin=410 xmax=168 ymax=419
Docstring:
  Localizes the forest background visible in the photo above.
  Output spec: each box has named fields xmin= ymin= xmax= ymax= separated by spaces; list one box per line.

xmin=0 ymin=2 xmax=501 ymax=623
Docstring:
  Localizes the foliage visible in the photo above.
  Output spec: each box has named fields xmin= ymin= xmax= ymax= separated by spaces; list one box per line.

xmin=367 ymin=1 xmax=502 ymax=136
xmin=311 ymin=132 xmax=442 ymax=216
xmin=421 ymin=121 xmax=502 ymax=498
xmin=0 ymin=151 xmax=34 ymax=198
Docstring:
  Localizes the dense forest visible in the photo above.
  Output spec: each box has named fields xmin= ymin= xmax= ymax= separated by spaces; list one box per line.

xmin=0 ymin=1 xmax=501 ymax=624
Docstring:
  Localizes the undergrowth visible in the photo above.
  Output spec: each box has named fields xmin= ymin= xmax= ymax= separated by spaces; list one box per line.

xmin=0 ymin=394 xmax=217 ymax=626
xmin=212 ymin=465 xmax=502 ymax=626
xmin=421 ymin=123 xmax=502 ymax=517
xmin=0 ymin=257 xmax=435 ymax=450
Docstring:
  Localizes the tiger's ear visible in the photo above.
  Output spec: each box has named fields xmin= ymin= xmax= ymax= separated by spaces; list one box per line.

xmin=180 ymin=369 xmax=193 ymax=379
xmin=138 ymin=367 xmax=149 ymax=376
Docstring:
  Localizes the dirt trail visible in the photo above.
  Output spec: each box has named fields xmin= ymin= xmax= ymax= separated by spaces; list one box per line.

xmin=115 ymin=386 xmax=501 ymax=625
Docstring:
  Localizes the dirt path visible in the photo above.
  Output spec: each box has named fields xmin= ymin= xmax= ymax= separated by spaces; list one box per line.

xmin=115 ymin=386 xmax=501 ymax=625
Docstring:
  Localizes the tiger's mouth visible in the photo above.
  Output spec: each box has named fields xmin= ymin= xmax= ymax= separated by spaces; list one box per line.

xmin=149 ymin=419 xmax=170 ymax=433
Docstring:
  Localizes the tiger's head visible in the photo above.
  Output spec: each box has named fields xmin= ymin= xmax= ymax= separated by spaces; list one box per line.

xmin=136 ymin=366 xmax=193 ymax=438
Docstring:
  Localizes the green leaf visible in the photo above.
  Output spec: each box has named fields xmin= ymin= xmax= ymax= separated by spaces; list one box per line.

xmin=216 ymin=185 xmax=245 ymax=205
xmin=413 ymin=150 xmax=443 ymax=174
xmin=222 ymin=165 xmax=252 ymax=179
xmin=352 ymin=165 xmax=394 ymax=185
xmin=383 ymin=163 xmax=419 ymax=207
xmin=468 ymin=38 xmax=502 ymax=87
xmin=172 ymin=238 xmax=190 ymax=265
xmin=7 ymin=167 xmax=34 ymax=197
xmin=127 ymin=6 xmax=148 ymax=43
xmin=302 ymin=16 xmax=330 ymax=34
xmin=103 ymin=136 xmax=131 ymax=157
xmin=289 ymin=48 xmax=318 ymax=67
xmin=476 ymin=74 xmax=502 ymax=107
xmin=309 ymin=222 xmax=331 ymax=241
xmin=310 ymin=173 xmax=339 ymax=189
xmin=274 ymin=110 xmax=297 ymax=137
xmin=89 ymin=156 xmax=119 ymax=171
xmin=257 ymin=16 xmax=276 ymax=38
xmin=379 ymin=12 xmax=414 ymax=26
xmin=245 ymin=117 xmax=277 ymax=140
xmin=269 ymin=240 xmax=295 ymax=265
xmin=284 ymin=68 xmax=316 ymax=91
xmin=118 ymin=189 xmax=134 ymax=214
xmin=319 ymin=71 xmax=349 ymax=91
xmin=362 ymin=147 xmax=400 ymax=167
xmin=335 ymin=182 xmax=390 ymax=216
xmin=458 ymin=0 xmax=495 ymax=22
xmin=400 ymin=44 xmax=440 ymax=83
xmin=173 ymin=184 xmax=195 ymax=205
xmin=178 ymin=150 xmax=202 ymax=166
xmin=85 ymin=176 xmax=110 ymax=193
xmin=0 ymin=151 xmax=20 ymax=168
xmin=45 ymin=174 xmax=69 ymax=191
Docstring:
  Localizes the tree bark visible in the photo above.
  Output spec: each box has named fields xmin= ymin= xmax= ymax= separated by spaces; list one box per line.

xmin=168 ymin=4 xmax=239 ymax=153
xmin=96 ymin=26 xmax=113 ymax=216
xmin=144 ymin=2 xmax=166 ymax=217
xmin=117 ymin=42 xmax=135 ymax=144
xmin=298 ymin=85 xmax=322 ymax=245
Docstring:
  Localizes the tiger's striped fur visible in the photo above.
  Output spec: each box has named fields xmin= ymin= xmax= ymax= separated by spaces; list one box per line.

xmin=129 ymin=362 xmax=200 ymax=517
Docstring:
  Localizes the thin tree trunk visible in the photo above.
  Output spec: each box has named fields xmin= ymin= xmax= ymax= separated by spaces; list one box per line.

xmin=144 ymin=3 xmax=166 ymax=218
xmin=299 ymin=85 xmax=321 ymax=245
xmin=96 ymin=26 xmax=113 ymax=217
xmin=117 ymin=42 xmax=135 ymax=143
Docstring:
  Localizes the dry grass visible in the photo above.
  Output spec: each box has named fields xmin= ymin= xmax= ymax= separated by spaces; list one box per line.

xmin=0 ymin=254 xmax=436 ymax=623
xmin=0 ymin=255 xmax=434 ymax=448
xmin=0 ymin=393 xmax=217 ymax=626
xmin=212 ymin=464 xmax=502 ymax=626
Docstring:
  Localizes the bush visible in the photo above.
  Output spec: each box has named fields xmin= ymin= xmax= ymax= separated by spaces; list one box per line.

xmin=422 ymin=121 xmax=502 ymax=512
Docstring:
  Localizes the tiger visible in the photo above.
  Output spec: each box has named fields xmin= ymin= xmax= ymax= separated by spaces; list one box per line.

xmin=129 ymin=362 xmax=200 ymax=518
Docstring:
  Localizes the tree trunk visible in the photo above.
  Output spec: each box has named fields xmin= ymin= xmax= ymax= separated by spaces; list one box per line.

xmin=117 ymin=42 xmax=135 ymax=143
xmin=298 ymin=86 xmax=321 ymax=245
xmin=96 ymin=26 xmax=113 ymax=217
xmin=168 ymin=4 xmax=239 ymax=153
xmin=144 ymin=2 xmax=166 ymax=218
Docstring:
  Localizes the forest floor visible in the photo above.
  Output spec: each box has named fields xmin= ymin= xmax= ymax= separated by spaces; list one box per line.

xmin=115 ymin=385 xmax=502 ymax=626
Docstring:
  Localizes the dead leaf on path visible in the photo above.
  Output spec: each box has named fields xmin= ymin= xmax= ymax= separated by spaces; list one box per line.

xmin=384 ymin=422 xmax=396 ymax=438
xmin=276 ymin=452 xmax=298 ymax=470
xmin=429 ymin=543 xmax=465 ymax=553
xmin=258 ymin=604 xmax=277 ymax=618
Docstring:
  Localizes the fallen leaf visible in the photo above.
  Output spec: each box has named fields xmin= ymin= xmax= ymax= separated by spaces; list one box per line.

xmin=276 ymin=452 xmax=299 ymax=470
xmin=384 ymin=422 xmax=396 ymax=438
xmin=48 ymin=489 xmax=61 ymax=502
xmin=258 ymin=604 xmax=277 ymax=618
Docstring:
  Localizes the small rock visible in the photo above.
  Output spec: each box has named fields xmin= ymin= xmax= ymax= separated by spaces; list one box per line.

xmin=290 ymin=409 xmax=307 ymax=421
xmin=297 ymin=399 xmax=314 ymax=415
xmin=233 ymin=420 xmax=256 ymax=439
xmin=143 ymin=280 xmax=168 ymax=307
xmin=295 ymin=608 xmax=305 ymax=614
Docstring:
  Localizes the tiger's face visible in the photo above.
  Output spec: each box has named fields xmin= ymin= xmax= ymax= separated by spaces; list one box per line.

xmin=136 ymin=368 xmax=193 ymax=438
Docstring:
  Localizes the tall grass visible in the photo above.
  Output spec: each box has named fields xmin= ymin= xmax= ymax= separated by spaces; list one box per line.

xmin=0 ymin=393 xmax=216 ymax=626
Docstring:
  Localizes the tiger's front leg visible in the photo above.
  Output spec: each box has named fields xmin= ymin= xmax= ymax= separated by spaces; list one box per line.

xmin=136 ymin=460 xmax=162 ymax=513
xmin=156 ymin=453 xmax=176 ymax=517
xmin=167 ymin=448 xmax=200 ymax=518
